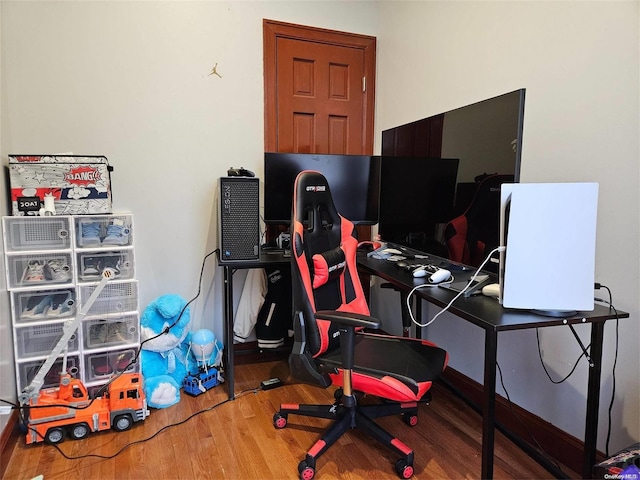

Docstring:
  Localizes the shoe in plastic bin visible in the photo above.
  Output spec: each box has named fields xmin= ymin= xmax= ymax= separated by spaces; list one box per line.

xmin=45 ymin=259 xmax=71 ymax=282
xmin=78 ymin=221 xmax=102 ymax=247
xmin=23 ymin=260 xmax=46 ymax=283
xmin=102 ymin=219 xmax=130 ymax=246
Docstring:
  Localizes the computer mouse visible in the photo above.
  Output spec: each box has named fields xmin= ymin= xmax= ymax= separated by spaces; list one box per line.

xmin=428 ymin=268 xmax=452 ymax=284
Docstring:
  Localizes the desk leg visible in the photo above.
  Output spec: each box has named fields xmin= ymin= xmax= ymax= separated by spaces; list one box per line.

xmin=415 ymin=299 xmax=422 ymax=340
xmin=583 ymin=321 xmax=605 ymax=479
xmin=400 ymin=290 xmax=411 ymax=337
xmin=223 ymin=266 xmax=235 ymax=400
xmin=482 ymin=329 xmax=498 ymax=480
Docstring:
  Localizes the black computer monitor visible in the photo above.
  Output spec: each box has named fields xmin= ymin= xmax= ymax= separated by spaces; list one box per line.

xmin=377 ymin=157 xmax=459 ymax=255
xmin=263 ymin=153 xmax=381 ymax=225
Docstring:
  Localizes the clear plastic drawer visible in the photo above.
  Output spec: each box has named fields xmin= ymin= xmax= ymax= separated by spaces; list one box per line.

xmin=3 ymin=216 xmax=72 ymax=252
xmin=12 ymin=288 xmax=76 ymax=323
xmin=84 ymin=347 xmax=139 ymax=383
xmin=14 ymin=321 xmax=79 ymax=359
xmin=83 ymin=314 xmax=139 ymax=350
xmin=77 ymin=250 xmax=135 ymax=282
xmin=76 ymin=215 xmax=133 ymax=248
xmin=18 ymin=355 xmax=80 ymax=392
xmin=78 ymin=280 xmax=138 ymax=316
xmin=6 ymin=252 xmax=74 ymax=289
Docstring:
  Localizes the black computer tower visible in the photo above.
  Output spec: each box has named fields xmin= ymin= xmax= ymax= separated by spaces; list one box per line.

xmin=217 ymin=177 xmax=260 ymax=261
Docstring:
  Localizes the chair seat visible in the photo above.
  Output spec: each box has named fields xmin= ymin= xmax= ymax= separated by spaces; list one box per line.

xmin=321 ymin=333 xmax=447 ymax=402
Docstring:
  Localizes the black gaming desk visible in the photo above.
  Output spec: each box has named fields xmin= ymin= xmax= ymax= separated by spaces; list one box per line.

xmin=357 ymin=251 xmax=629 ymax=480
xmin=218 ymin=250 xmax=290 ymax=401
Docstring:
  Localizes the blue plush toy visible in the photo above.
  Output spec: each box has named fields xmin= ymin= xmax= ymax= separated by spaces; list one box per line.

xmin=140 ymin=294 xmax=196 ymax=408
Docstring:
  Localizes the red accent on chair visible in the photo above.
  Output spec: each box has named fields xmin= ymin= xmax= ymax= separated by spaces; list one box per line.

xmin=391 ymin=438 xmax=413 ymax=456
xmin=308 ymin=440 xmax=327 ymax=457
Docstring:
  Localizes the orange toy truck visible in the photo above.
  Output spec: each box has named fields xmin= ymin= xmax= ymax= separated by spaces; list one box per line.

xmin=24 ymin=372 xmax=148 ymax=444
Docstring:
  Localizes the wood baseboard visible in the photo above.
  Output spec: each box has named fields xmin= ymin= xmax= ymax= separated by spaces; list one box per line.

xmin=440 ymin=367 xmax=605 ymax=476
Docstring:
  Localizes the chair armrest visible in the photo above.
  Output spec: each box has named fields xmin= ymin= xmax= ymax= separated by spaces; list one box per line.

xmin=315 ymin=310 xmax=380 ymax=330
xmin=315 ymin=310 xmax=379 ymax=402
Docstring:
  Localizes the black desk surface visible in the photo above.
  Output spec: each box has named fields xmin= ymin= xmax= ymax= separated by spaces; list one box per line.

xmin=218 ymin=249 xmax=290 ymax=268
xmin=357 ymin=253 xmax=628 ymax=331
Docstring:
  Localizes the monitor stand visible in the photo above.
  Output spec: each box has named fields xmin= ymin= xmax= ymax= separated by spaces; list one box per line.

xmin=531 ymin=309 xmax=578 ymax=318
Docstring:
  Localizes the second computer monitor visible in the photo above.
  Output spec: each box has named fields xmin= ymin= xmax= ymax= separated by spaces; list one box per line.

xmin=377 ymin=157 xmax=459 ymax=255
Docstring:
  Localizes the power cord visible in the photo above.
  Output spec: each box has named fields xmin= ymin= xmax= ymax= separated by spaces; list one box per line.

xmin=535 ymin=282 xmax=619 ymax=458
xmin=496 ymin=361 xmax=568 ymax=476
xmin=536 ymin=329 xmax=591 ymax=384
xmin=594 ymin=283 xmax=618 ymax=457
xmin=407 ymin=246 xmax=504 ymax=328
xmin=20 ymin=385 xmax=260 ymax=458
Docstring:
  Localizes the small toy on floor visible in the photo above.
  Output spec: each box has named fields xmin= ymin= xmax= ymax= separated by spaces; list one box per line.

xmin=183 ymin=328 xmax=224 ymax=396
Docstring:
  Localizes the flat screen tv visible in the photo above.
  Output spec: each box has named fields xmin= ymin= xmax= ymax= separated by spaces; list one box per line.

xmin=263 ymin=153 xmax=381 ymax=225
xmin=379 ymin=89 xmax=526 ymax=268
xmin=377 ymin=157 xmax=460 ymax=255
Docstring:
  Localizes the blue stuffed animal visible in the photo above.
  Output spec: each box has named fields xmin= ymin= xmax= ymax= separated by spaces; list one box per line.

xmin=140 ymin=294 xmax=196 ymax=408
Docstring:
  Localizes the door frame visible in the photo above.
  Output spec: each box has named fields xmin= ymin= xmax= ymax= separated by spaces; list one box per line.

xmin=263 ymin=19 xmax=376 ymax=154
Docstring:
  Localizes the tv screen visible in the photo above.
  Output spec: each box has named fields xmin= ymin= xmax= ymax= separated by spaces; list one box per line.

xmin=380 ymin=89 xmax=526 ymax=267
xmin=264 ymin=153 xmax=381 ymax=225
xmin=377 ymin=157 xmax=459 ymax=255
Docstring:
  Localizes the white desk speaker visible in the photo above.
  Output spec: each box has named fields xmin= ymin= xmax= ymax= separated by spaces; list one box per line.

xmin=499 ymin=182 xmax=599 ymax=316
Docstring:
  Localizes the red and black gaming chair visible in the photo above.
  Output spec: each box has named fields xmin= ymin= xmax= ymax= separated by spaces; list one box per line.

xmin=273 ymin=171 xmax=448 ymax=480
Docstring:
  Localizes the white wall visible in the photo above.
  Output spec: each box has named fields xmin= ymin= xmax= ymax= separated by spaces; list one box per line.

xmin=0 ymin=0 xmax=378 ymax=429
xmin=375 ymin=0 xmax=639 ymax=454
xmin=0 ymin=1 xmax=14 ymax=438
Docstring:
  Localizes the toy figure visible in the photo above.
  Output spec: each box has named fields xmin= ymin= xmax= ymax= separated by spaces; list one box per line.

xmin=183 ymin=328 xmax=224 ymax=396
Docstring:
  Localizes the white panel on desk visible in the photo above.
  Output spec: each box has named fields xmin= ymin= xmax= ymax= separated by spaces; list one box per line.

xmin=501 ymin=182 xmax=598 ymax=312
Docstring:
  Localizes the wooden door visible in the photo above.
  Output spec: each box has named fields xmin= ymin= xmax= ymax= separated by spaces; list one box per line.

xmin=264 ymin=20 xmax=376 ymax=155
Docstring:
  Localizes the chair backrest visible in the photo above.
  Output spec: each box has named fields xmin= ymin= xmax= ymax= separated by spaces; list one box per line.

xmin=291 ymin=171 xmax=369 ymax=357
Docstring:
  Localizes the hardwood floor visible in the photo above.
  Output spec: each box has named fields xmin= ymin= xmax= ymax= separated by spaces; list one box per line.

xmin=2 ymin=360 xmax=578 ymax=479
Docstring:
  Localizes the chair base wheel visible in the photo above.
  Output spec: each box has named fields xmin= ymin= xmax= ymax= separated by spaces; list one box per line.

xmin=273 ymin=412 xmax=288 ymax=429
xmin=395 ymin=458 xmax=414 ymax=479
xmin=402 ymin=413 xmax=418 ymax=427
xmin=298 ymin=460 xmax=315 ymax=480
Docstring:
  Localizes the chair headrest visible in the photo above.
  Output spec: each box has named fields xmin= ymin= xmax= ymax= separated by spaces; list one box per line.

xmin=293 ymin=170 xmax=341 ymax=232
